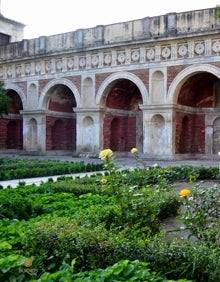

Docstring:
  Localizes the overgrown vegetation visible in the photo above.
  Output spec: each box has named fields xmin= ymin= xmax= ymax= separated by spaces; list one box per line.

xmin=0 ymin=150 xmax=219 ymax=281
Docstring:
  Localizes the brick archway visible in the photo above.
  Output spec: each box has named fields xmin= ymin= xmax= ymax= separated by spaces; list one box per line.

xmin=102 ymin=78 xmax=143 ymax=152
xmin=45 ymin=83 xmax=77 ymax=151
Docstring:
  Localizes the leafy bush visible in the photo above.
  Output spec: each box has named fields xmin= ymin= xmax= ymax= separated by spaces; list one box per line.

xmin=179 ymin=183 xmax=220 ymax=245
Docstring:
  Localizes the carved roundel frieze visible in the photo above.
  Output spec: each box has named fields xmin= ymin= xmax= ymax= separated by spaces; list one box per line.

xmin=162 ymin=47 xmax=171 ymax=58
xmin=195 ymin=43 xmax=205 ymax=55
xmin=79 ymin=57 xmax=86 ymax=67
xmin=131 ymin=50 xmax=140 ymax=62
xmin=56 ymin=60 xmax=62 ymax=70
xmin=146 ymin=48 xmax=155 ymax=60
xmin=178 ymin=45 xmax=188 ymax=56
xmin=7 ymin=67 xmax=12 ymax=76
xmin=45 ymin=61 xmax=51 ymax=72
xmin=67 ymin=59 xmax=74 ymax=69
xmin=117 ymin=52 xmax=125 ymax=63
xmin=212 ymin=41 xmax=220 ymax=53
xmin=91 ymin=55 xmax=99 ymax=66
xmin=25 ymin=64 xmax=31 ymax=74
xmin=104 ymin=54 xmax=111 ymax=64
xmin=35 ymin=62 xmax=41 ymax=73
xmin=16 ymin=66 xmax=21 ymax=75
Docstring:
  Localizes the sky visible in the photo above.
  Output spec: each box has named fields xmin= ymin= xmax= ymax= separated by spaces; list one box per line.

xmin=1 ymin=0 xmax=220 ymax=39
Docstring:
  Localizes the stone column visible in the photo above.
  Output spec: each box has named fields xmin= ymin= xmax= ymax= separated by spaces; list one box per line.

xmin=20 ymin=110 xmax=46 ymax=155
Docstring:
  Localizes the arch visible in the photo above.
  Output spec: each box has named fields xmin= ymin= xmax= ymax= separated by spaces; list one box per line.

xmin=96 ymin=72 xmax=149 ymax=106
xmin=39 ymin=78 xmax=81 ymax=109
xmin=167 ymin=64 xmax=220 ymax=104
xmin=4 ymin=82 xmax=27 ymax=109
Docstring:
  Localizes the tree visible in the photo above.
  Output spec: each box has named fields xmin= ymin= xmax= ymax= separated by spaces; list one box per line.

xmin=0 ymin=81 xmax=10 ymax=115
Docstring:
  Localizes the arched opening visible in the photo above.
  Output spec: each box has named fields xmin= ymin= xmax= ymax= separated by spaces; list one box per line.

xmin=176 ymin=72 xmax=218 ymax=155
xmin=103 ymin=79 xmax=143 ymax=153
xmin=46 ymin=84 xmax=76 ymax=152
xmin=0 ymin=89 xmax=23 ymax=150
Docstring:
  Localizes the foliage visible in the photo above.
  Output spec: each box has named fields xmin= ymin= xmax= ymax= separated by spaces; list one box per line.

xmin=179 ymin=183 xmax=220 ymax=245
xmin=0 ymin=151 xmax=219 ymax=281
xmin=0 ymin=81 xmax=10 ymax=115
xmin=30 ymin=260 xmax=192 ymax=282
xmin=0 ymin=157 xmax=104 ymax=180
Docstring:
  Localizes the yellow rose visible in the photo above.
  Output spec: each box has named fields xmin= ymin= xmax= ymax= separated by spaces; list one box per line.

xmin=101 ymin=178 xmax=107 ymax=184
xmin=130 ymin=148 xmax=138 ymax=154
xmin=179 ymin=189 xmax=191 ymax=198
xmin=99 ymin=149 xmax=113 ymax=160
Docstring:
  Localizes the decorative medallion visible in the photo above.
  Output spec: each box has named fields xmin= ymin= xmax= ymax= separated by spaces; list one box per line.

xmin=25 ymin=64 xmax=31 ymax=74
xmin=79 ymin=57 xmax=86 ymax=67
xmin=91 ymin=55 xmax=99 ymax=66
xmin=117 ymin=52 xmax=125 ymax=63
xmin=195 ymin=43 xmax=205 ymax=55
xmin=178 ymin=45 xmax=188 ymax=56
xmin=67 ymin=59 xmax=74 ymax=69
xmin=35 ymin=63 xmax=41 ymax=73
xmin=162 ymin=47 xmax=171 ymax=58
xmin=212 ymin=41 xmax=220 ymax=53
xmin=56 ymin=60 xmax=62 ymax=70
xmin=104 ymin=54 xmax=111 ymax=64
xmin=7 ymin=67 xmax=13 ymax=76
xmin=146 ymin=48 xmax=155 ymax=60
xmin=16 ymin=66 xmax=22 ymax=75
xmin=131 ymin=50 xmax=140 ymax=61
xmin=45 ymin=61 xmax=51 ymax=72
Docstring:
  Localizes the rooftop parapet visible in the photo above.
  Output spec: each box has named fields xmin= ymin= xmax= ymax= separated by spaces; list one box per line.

xmin=0 ymin=7 xmax=219 ymax=60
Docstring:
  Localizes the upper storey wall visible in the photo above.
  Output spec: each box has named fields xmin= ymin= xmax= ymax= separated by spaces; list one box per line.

xmin=0 ymin=16 xmax=25 ymax=43
xmin=0 ymin=7 xmax=219 ymax=60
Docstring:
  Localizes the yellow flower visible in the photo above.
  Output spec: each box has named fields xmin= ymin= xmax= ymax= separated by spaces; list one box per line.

xmin=99 ymin=149 xmax=113 ymax=160
xmin=24 ymin=258 xmax=33 ymax=268
xmin=101 ymin=178 xmax=107 ymax=184
xmin=218 ymin=152 xmax=220 ymax=156
xmin=131 ymin=148 xmax=138 ymax=154
xmin=179 ymin=189 xmax=191 ymax=198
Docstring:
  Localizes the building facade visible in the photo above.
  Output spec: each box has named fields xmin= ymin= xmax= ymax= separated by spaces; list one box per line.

xmin=0 ymin=7 xmax=220 ymax=159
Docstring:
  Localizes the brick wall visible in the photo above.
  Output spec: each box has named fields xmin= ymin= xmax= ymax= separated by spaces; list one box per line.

xmin=0 ymin=119 xmax=23 ymax=149
xmin=103 ymin=114 xmax=136 ymax=151
xmin=175 ymin=112 xmax=205 ymax=154
xmin=46 ymin=116 xmax=76 ymax=150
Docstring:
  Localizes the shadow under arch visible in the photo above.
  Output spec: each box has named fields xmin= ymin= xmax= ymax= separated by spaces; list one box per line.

xmin=96 ymin=71 xmax=149 ymax=106
xmin=4 ymin=82 xmax=27 ymax=109
xmin=167 ymin=64 xmax=220 ymax=104
xmin=39 ymin=78 xmax=81 ymax=109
